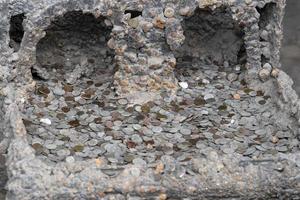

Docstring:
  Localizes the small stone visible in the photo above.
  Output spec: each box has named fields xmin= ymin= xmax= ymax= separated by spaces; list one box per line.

xmin=179 ymin=7 xmax=190 ymax=16
xmin=104 ymin=19 xmax=112 ymax=26
xmin=159 ymin=193 xmax=168 ymax=200
xmin=148 ymin=56 xmax=164 ymax=69
xmin=40 ymin=118 xmax=51 ymax=125
xmin=263 ymin=63 xmax=272 ymax=71
xmin=245 ymin=0 xmax=252 ymax=5
xmin=202 ymin=79 xmax=210 ymax=84
xmin=235 ymin=65 xmax=241 ymax=72
xmin=259 ymin=63 xmax=272 ymax=82
xmin=164 ymin=7 xmax=175 ymax=18
xmin=259 ymin=68 xmax=270 ymax=82
xmin=272 ymin=136 xmax=279 ymax=144
xmin=153 ymin=16 xmax=166 ymax=29
xmin=179 ymin=82 xmax=188 ymax=89
xmin=233 ymin=93 xmax=241 ymax=100
xmin=271 ymin=68 xmax=280 ymax=78
xmin=260 ymin=30 xmax=269 ymax=41
xmin=201 ymin=110 xmax=209 ymax=115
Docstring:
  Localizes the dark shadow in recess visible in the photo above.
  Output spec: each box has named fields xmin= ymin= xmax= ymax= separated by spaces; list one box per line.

xmin=9 ymin=13 xmax=26 ymax=52
xmin=174 ymin=7 xmax=245 ymax=78
xmin=34 ymin=11 xmax=116 ymax=81
xmin=257 ymin=3 xmax=277 ymax=66
xmin=124 ymin=10 xmax=142 ymax=18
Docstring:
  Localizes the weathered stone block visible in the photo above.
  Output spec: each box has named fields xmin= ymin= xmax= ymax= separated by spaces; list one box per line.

xmin=1 ymin=0 xmax=300 ymax=199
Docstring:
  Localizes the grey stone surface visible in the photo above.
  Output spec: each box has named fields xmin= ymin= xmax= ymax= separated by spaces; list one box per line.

xmin=0 ymin=0 xmax=300 ymax=199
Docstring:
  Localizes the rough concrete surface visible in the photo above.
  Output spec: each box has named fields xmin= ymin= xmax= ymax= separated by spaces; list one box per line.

xmin=0 ymin=0 xmax=300 ymax=199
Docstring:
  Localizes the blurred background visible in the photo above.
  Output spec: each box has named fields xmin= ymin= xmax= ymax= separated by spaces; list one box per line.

xmin=281 ymin=0 xmax=300 ymax=95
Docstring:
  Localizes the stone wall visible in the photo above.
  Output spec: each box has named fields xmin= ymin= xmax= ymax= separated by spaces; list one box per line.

xmin=1 ymin=0 xmax=300 ymax=199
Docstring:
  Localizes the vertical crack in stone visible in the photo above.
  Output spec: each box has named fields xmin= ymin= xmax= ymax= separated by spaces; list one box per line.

xmin=9 ymin=13 xmax=25 ymax=52
xmin=257 ymin=3 xmax=277 ymax=65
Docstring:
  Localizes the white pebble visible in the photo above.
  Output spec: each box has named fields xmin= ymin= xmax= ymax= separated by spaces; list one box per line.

xmin=202 ymin=79 xmax=210 ymax=84
xmin=40 ymin=118 xmax=51 ymax=125
xmin=179 ymin=82 xmax=188 ymax=89
xmin=201 ymin=110 xmax=209 ymax=115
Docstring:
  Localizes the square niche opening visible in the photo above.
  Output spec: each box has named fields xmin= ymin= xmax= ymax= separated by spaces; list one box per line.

xmin=34 ymin=10 xmax=116 ymax=81
xmin=174 ymin=7 xmax=245 ymax=76
xmin=164 ymin=5 xmax=299 ymax=169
